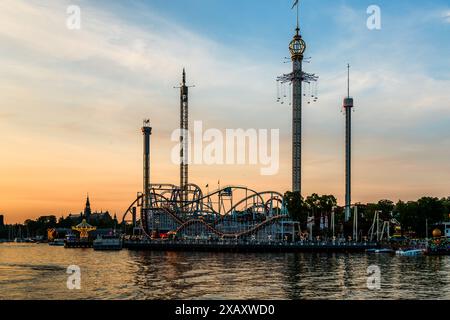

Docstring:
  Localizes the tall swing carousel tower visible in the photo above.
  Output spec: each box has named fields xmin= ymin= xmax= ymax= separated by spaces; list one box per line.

xmin=277 ymin=2 xmax=318 ymax=195
xmin=290 ymin=26 xmax=305 ymax=194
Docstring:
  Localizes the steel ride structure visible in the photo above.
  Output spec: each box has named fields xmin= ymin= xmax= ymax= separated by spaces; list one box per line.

xmin=122 ymin=184 xmax=299 ymax=242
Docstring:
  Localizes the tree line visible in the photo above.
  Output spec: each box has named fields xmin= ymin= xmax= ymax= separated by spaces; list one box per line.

xmin=2 ymin=194 xmax=449 ymax=240
xmin=284 ymin=192 xmax=450 ymax=238
xmin=0 ymin=213 xmax=119 ymax=239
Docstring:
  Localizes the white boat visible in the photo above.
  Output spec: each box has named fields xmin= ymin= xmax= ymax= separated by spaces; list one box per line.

xmin=367 ymin=248 xmax=395 ymax=254
xmin=395 ymin=249 xmax=425 ymax=256
xmin=93 ymin=234 xmax=122 ymax=251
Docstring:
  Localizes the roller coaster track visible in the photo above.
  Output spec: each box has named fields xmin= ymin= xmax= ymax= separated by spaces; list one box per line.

xmin=184 ymin=185 xmax=264 ymax=216
xmin=142 ymin=207 xmax=186 ymax=239
xmin=121 ymin=194 xmax=143 ymax=223
xmin=175 ymin=215 xmax=286 ymax=239
xmin=122 ymin=186 xmax=278 ymax=222
xmin=229 ymin=191 xmax=283 ymax=213
xmin=121 ymin=184 xmax=288 ymax=239
xmin=211 ymin=191 xmax=284 ymax=226
xmin=191 ymin=188 xmax=283 ymax=222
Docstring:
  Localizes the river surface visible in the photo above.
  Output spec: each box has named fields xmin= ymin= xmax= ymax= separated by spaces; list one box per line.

xmin=0 ymin=243 xmax=449 ymax=300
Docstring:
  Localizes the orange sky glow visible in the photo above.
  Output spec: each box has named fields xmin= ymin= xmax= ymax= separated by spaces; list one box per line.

xmin=1 ymin=1 xmax=450 ymax=224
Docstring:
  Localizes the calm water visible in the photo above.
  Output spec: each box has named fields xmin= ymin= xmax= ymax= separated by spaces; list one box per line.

xmin=1 ymin=243 xmax=450 ymax=300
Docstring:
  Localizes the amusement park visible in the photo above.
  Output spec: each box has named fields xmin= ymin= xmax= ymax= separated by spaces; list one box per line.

xmin=2 ymin=1 xmax=449 ymax=257
xmin=83 ymin=2 xmax=450 ymax=254
xmin=4 ymin=0 xmax=450 ymax=308
xmin=111 ymin=2 xmax=371 ymax=251
xmin=117 ymin=12 xmax=342 ymax=248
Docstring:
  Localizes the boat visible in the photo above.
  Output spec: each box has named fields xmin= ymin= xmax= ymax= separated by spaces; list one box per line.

xmin=48 ymin=239 xmax=65 ymax=246
xmin=395 ymin=249 xmax=425 ymax=256
xmin=93 ymin=234 xmax=123 ymax=251
xmin=366 ymin=248 xmax=395 ymax=254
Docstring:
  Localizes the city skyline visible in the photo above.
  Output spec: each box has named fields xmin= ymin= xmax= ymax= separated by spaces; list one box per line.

xmin=1 ymin=0 xmax=450 ymax=223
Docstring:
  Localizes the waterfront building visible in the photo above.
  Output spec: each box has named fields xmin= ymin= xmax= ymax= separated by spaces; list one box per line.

xmin=67 ymin=195 xmax=111 ymax=225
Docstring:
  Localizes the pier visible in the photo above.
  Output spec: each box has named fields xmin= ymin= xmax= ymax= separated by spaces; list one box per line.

xmin=64 ymin=240 xmax=93 ymax=248
xmin=124 ymin=240 xmax=378 ymax=253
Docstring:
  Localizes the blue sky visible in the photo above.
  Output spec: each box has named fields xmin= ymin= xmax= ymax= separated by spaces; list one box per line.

xmin=93 ymin=0 xmax=450 ymax=71
xmin=0 ymin=0 xmax=449 ymax=221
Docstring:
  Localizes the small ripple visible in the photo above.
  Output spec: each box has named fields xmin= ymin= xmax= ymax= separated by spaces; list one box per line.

xmin=2 ymin=245 xmax=450 ymax=299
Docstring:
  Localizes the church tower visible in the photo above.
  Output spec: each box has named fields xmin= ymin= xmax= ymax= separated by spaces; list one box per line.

xmin=84 ymin=194 xmax=92 ymax=222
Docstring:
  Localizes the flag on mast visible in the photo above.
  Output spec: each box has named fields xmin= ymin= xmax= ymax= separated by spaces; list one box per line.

xmin=292 ymin=0 xmax=299 ymax=9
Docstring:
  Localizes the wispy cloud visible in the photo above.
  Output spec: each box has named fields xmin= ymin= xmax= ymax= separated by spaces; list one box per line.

xmin=0 ymin=0 xmax=282 ymax=134
xmin=0 ymin=0 xmax=283 ymax=222
xmin=1 ymin=0 xmax=450 ymax=222
xmin=444 ymin=10 xmax=450 ymax=23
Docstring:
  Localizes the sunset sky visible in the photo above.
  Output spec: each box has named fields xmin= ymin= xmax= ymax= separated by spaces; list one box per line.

xmin=1 ymin=0 xmax=449 ymax=223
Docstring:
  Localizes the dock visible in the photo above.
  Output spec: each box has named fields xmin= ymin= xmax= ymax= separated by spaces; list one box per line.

xmin=124 ymin=240 xmax=378 ymax=253
xmin=64 ymin=240 xmax=93 ymax=248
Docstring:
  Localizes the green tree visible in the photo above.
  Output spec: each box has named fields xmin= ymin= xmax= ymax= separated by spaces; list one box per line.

xmin=377 ymin=199 xmax=394 ymax=218
xmin=24 ymin=215 xmax=57 ymax=238
xmin=416 ymin=197 xmax=446 ymax=237
xmin=57 ymin=216 xmax=73 ymax=228
xmin=319 ymin=195 xmax=337 ymax=213
xmin=284 ymin=191 xmax=307 ymax=225
xmin=441 ymin=197 xmax=450 ymax=218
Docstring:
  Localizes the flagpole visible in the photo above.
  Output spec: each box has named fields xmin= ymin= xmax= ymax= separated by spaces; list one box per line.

xmin=218 ymin=180 xmax=221 ymax=215
xmin=292 ymin=0 xmax=300 ymax=30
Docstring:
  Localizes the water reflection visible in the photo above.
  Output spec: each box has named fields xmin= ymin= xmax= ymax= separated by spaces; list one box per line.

xmin=1 ymin=243 xmax=450 ymax=300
